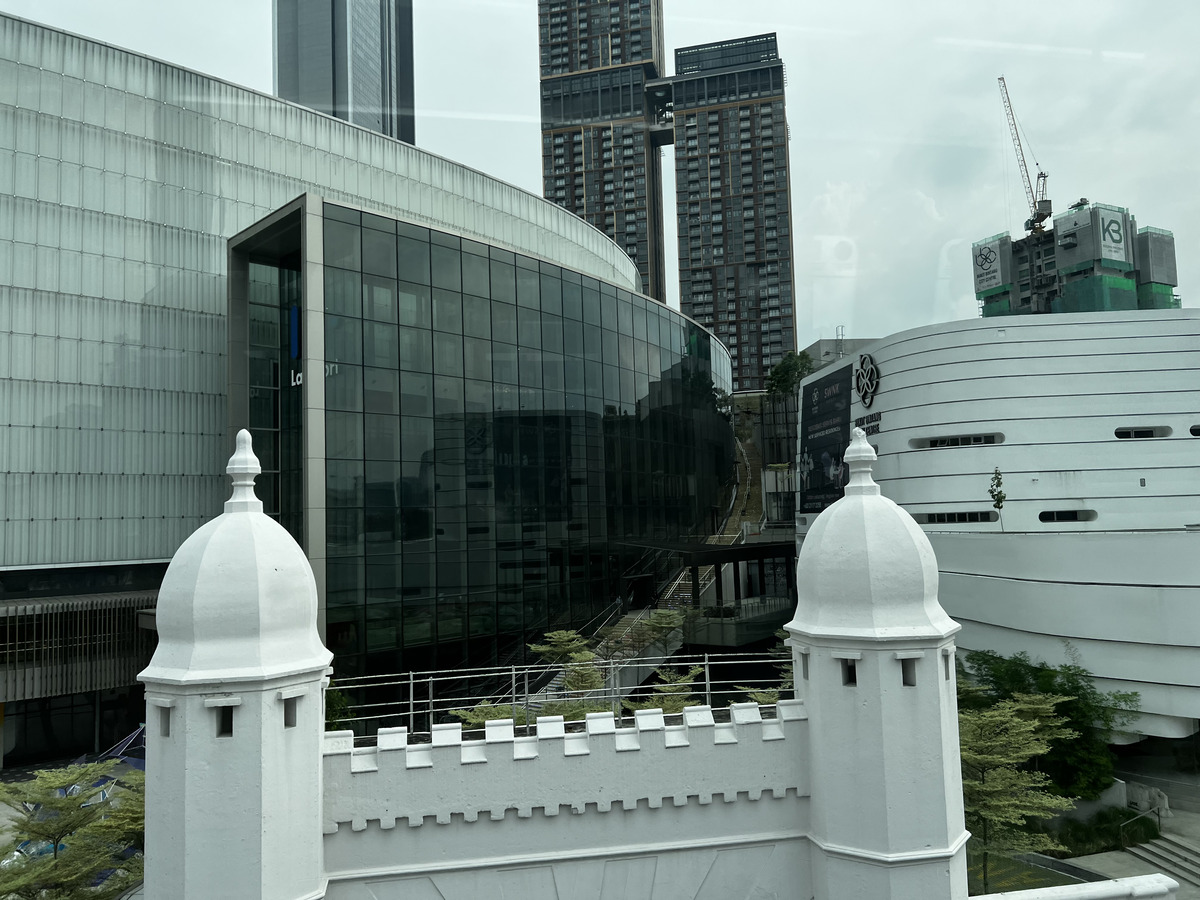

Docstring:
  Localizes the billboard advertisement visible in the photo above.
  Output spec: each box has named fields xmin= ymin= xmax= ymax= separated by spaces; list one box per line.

xmin=798 ymin=364 xmax=853 ymax=513
xmin=1098 ymin=208 xmax=1131 ymax=264
xmin=972 ymin=237 xmax=1007 ymax=293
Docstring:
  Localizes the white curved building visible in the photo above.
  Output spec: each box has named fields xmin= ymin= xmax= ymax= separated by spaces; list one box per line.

xmin=797 ymin=308 xmax=1200 ymax=738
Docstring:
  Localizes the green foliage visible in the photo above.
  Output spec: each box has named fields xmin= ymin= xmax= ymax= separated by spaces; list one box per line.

xmin=325 ymin=682 xmax=353 ymax=730
xmin=737 ymin=629 xmax=794 ymax=705
xmin=988 ymin=467 xmax=1006 ymax=510
xmin=562 ymin=651 xmax=606 ymax=694
xmin=0 ymin=761 xmax=144 ymax=900
xmin=642 ymin=610 xmax=684 ymax=647
xmin=450 ymin=702 xmax=530 ymax=728
xmin=1039 ymin=806 xmax=1159 ymax=857
xmin=528 ymin=630 xmax=592 ymax=666
xmin=624 ymin=665 xmax=703 ymax=714
xmin=764 ymin=351 xmax=814 ymax=397
xmin=536 ymin=699 xmax=611 ymax=721
xmin=528 ymin=629 xmax=607 ymax=700
xmin=959 ymin=695 xmax=1076 ymax=894
xmin=962 ymin=647 xmax=1139 ymax=800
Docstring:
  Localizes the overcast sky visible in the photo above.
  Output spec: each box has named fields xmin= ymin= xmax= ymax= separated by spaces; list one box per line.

xmin=2 ymin=1 xmax=1196 ymax=346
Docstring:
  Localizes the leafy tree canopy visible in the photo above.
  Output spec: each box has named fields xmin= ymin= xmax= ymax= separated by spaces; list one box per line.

xmin=0 ymin=760 xmax=143 ymax=900
xmin=764 ymin=351 xmax=814 ymax=396
xmin=960 ymin=694 xmax=1076 ymax=894
xmin=624 ymin=665 xmax=704 ymax=714
xmin=528 ymin=630 xmax=592 ymax=666
xmin=961 ymin=647 xmax=1139 ymax=800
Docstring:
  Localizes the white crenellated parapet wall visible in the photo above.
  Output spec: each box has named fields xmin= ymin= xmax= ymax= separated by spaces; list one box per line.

xmin=141 ymin=429 xmax=1181 ymax=900
xmin=320 ymin=703 xmax=811 ymax=899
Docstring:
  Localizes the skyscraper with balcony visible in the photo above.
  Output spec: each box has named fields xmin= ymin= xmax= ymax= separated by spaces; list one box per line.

xmin=670 ymin=34 xmax=796 ymax=391
xmin=274 ymin=0 xmax=415 ymax=143
xmin=538 ymin=0 xmax=669 ymax=301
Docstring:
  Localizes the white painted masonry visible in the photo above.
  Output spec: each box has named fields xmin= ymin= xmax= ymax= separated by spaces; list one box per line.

xmin=138 ymin=429 xmax=1178 ymax=899
xmin=789 ymin=431 xmax=969 ymax=899
xmin=140 ymin=431 xmax=332 ymax=900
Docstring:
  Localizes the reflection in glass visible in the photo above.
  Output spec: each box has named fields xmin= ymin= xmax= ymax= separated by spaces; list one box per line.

xmin=310 ymin=207 xmax=734 ymax=680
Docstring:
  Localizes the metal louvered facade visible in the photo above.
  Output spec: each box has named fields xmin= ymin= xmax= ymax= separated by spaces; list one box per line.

xmin=1 ymin=591 xmax=157 ymax=703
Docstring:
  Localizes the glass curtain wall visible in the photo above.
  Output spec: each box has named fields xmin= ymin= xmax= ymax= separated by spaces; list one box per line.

xmin=250 ymin=202 xmax=734 ymax=677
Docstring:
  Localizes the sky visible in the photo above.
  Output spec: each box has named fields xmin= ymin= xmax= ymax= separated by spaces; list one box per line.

xmin=2 ymin=1 xmax=1197 ymax=348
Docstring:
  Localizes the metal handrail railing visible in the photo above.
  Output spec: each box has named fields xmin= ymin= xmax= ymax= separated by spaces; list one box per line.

xmin=331 ymin=650 xmax=786 ymax=744
xmin=1119 ymin=805 xmax=1163 ymax=848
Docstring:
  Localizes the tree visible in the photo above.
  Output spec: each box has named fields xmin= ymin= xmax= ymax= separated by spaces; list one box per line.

xmin=325 ymin=681 xmax=353 ymax=730
xmin=450 ymin=701 xmax=530 ymax=728
xmin=624 ymin=665 xmax=704 ymax=714
xmin=0 ymin=761 xmax=143 ymax=900
xmin=960 ymin=694 xmax=1076 ymax=894
xmin=962 ymin=647 xmax=1139 ymax=799
xmin=738 ymin=628 xmax=794 ymax=705
xmin=763 ymin=351 xmax=814 ymax=397
xmin=988 ymin=467 xmax=1007 ymax=531
xmin=528 ymin=630 xmax=592 ymax=666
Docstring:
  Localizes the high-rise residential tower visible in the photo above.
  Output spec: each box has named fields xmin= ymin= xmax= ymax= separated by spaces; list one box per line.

xmin=274 ymin=0 xmax=416 ymax=144
xmin=669 ymin=34 xmax=796 ymax=391
xmin=538 ymin=0 xmax=669 ymax=301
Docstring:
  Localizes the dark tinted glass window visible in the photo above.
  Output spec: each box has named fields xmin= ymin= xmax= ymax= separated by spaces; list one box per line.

xmin=362 ymin=228 xmax=397 ymax=278
xmin=431 ymin=245 xmax=462 ymax=291
xmin=324 ymin=220 xmax=360 ymax=270
xmin=397 ymin=236 xmax=430 ymax=284
xmin=325 ymin=269 xmax=361 ymax=317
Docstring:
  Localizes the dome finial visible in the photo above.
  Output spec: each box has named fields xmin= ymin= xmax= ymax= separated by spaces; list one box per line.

xmin=225 ymin=429 xmax=263 ymax=513
xmin=843 ymin=427 xmax=879 ymax=497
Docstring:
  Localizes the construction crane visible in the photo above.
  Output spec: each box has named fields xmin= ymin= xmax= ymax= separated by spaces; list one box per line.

xmin=998 ymin=76 xmax=1051 ymax=233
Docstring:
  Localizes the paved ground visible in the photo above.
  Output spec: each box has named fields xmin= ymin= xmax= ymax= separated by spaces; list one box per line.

xmin=1071 ymin=808 xmax=1200 ymax=899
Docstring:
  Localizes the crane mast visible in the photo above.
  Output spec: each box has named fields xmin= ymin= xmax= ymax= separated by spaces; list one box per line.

xmin=998 ymin=76 xmax=1051 ymax=232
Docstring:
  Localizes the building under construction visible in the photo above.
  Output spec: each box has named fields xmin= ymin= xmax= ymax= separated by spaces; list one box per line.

xmin=971 ymin=200 xmax=1179 ymax=316
xmin=973 ymin=78 xmax=1179 ymax=317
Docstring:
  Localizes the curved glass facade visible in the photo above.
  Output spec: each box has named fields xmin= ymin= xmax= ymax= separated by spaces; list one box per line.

xmin=0 ymin=13 xmax=640 ymax=569
xmin=235 ymin=198 xmax=734 ymax=675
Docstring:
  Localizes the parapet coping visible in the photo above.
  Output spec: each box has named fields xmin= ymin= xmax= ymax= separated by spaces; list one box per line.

xmin=323 ymin=700 xmax=806 ymax=772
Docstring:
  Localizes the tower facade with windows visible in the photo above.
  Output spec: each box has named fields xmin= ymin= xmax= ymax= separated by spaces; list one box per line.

xmin=538 ymin=0 xmax=669 ymax=301
xmin=274 ymin=0 xmax=416 ymax=143
xmin=670 ymin=34 xmax=796 ymax=391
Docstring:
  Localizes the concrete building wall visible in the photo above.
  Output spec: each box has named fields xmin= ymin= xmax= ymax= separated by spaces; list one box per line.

xmin=796 ymin=310 xmax=1200 ymax=737
xmin=321 ymin=704 xmax=811 ymax=897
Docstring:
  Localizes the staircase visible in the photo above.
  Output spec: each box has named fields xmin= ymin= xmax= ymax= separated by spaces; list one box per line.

xmin=1126 ymin=833 xmax=1200 ymax=887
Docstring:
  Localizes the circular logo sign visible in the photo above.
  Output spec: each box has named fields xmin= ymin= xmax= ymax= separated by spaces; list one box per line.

xmin=975 ymin=245 xmax=998 ymax=272
xmin=855 ymin=354 xmax=879 ymax=408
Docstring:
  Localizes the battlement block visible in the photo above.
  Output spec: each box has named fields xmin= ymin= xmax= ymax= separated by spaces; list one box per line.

xmin=431 ymin=723 xmax=462 ymax=745
xmin=485 ymin=719 xmax=515 ymax=743
xmin=324 ymin=730 xmax=354 ymax=755
xmin=350 ymin=748 xmax=378 ymax=773
xmin=585 ymin=711 xmax=616 ymax=734
xmin=377 ymin=727 xmax=408 ymax=751
xmin=777 ymin=699 xmax=806 ymax=721
xmin=729 ymin=702 xmax=766 ymax=744
xmin=635 ymin=708 xmax=665 ymax=731
xmin=683 ymin=705 xmax=714 ymax=728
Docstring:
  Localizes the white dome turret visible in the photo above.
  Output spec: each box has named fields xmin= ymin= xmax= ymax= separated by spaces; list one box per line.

xmin=788 ymin=427 xmax=958 ymax=641
xmin=141 ymin=430 xmax=332 ymax=684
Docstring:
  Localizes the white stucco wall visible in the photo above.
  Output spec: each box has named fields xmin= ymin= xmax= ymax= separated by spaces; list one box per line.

xmin=320 ymin=703 xmax=812 ymax=899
